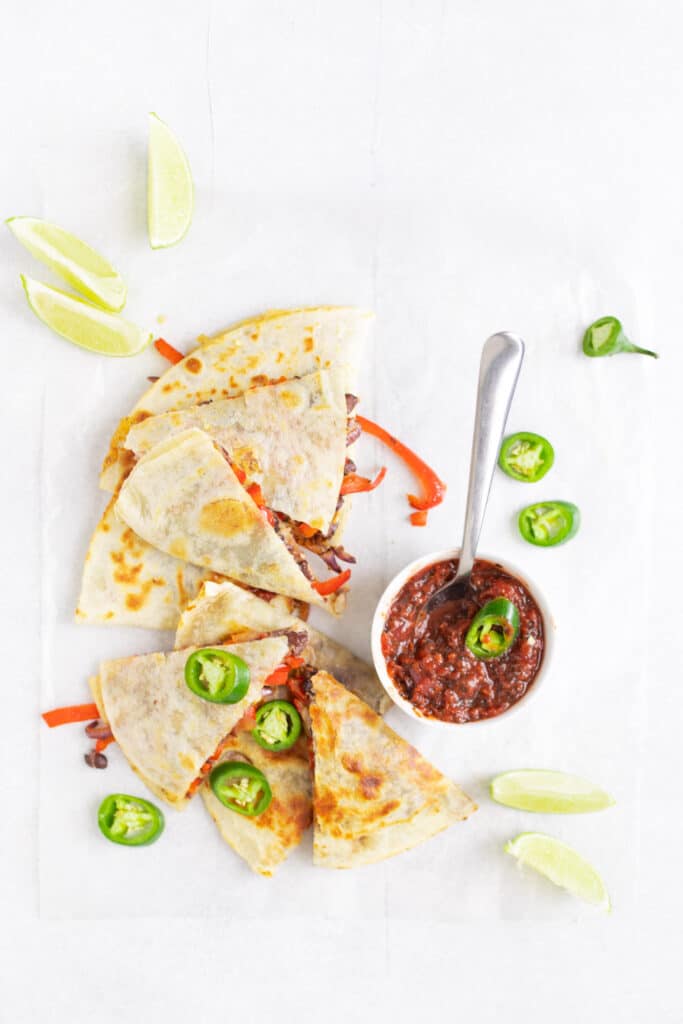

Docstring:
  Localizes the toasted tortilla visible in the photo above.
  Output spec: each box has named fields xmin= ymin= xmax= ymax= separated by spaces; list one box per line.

xmin=101 ymin=307 xmax=372 ymax=492
xmin=76 ymin=497 xmax=226 ymax=629
xmin=201 ymin=732 xmax=312 ymax=877
xmin=92 ymin=636 xmax=289 ymax=809
xmin=309 ymin=672 xmax=477 ymax=868
xmin=175 ymin=580 xmax=391 ymax=713
xmin=123 ymin=371 xmax=347 ymax=534
xmin=115 ymin=429 xmax=342 ymax=612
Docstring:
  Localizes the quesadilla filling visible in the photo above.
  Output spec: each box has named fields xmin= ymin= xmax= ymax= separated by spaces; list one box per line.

xmin=184 ymin=652 xmax=309 ymax=800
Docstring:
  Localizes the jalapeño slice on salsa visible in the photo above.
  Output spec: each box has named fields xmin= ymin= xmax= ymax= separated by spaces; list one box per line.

xmin=252 ymin=700 xmax=302 ymax=752
xmin=184 ymin=648 xmax=250 ymax=704
xmin=209 ymin=761 xmax=272 ymax=817
xmin=465 ymin=598 xmax=520 ymax=660
xmin=499 ymin=432 xmax=554 ymax=483
xmin=98 ymin=794 xmax=165 ymax=847
xmin=518 ymin=500 xmax=580 ymax=547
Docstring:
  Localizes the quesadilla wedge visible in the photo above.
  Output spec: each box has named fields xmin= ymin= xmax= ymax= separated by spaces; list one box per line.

xmin=122 ymin=371 xmax=348 ymax=535
xmin=115 ymin=428 xmax=348 ymax=612
xmin=91 ymin=636 xmax=290 ymax=808
xmin=101 ymin=306 xmax=372 ymax=492
xmin=175 ymin=580 xmax=391 ymax=714
xmin=201 ymin=732 xmax=312 ymax=877
xmin=76 ymin=497 xmax=226 ymax=629
xmin=309 ymin=672 xmax=476 ymax=868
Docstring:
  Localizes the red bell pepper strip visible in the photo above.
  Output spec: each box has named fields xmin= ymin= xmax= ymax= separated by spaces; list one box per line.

xmin=410 ymin=510 xmax=428 ymax=527
xmin=296 ymin=522 xmax=318 ymax=539
xmin=356 ymin=415 xmax=446 ymax=524
xmin=264 ymin=657 xmax=305 ymax=689
xmin=154 ymin=338 xmax=184 ymax=365
xmin=340 ymin=466 xmax=387 ymax=496
xmin=42 ymin=703 xmax=100 ymax=728
xmin=312 ymin=568 xmax=351 ymax=596
xmin=95 ymin=736 xmax=115 ymax=753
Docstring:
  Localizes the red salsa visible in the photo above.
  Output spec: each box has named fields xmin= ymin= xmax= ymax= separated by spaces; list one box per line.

xmin=381 ymin=558 xmax=544 ymax=723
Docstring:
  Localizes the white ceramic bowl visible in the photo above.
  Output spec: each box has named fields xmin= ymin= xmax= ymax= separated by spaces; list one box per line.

xmin=371 ymin=548 xmax=554 ymax=728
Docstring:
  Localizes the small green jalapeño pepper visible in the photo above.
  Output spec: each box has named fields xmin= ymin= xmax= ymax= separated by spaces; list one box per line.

xmin=518 ymin=500 xmax=580 ymax=546
xmin=465 ymin=599 xmax=520 ymax=660
xmin=184 ymin=648 xmax=250 ymax=704
xmin=209 ymin=761 xmax=272 ymax=816
xmin=252 ymin=700 xmax=302 ymax=752
xmin=582 ymin=316 xmax=658 ymax=359
xmin=499 ymin=432 xmax=554 ymax=482
xmin=98 ymin=794 xmax=164 ymax=846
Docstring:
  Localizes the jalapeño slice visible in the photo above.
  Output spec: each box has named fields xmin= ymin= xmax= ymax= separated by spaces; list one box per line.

xmin=518 ymin=500 xmax=580 ymax=547
xmin=465 ymin=598 xmax=520 ymax=660
xmin=184 ymin=648 xmax=250 ymax=704
xmin=97 ymin=794 xmax=164 ymax=847
xmin=582 ymin=316 xmax=658 ymax=359
xmin=252 ymin=700 xmax=302 ymax=752
xmin=209 ymin=761 xmax=272 ymax=817
xmin=499 ymin=432 xmax=554 ymax=483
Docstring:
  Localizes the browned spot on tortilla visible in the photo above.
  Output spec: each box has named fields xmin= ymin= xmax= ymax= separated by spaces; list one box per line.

xmin=359 ymin=774 xmax=384 ymax=800
xmin=280 ymin=388 xmax=301 ymax=409
xmin=176 ymin=569 xmax=191 ymax=610
xmin=199 ymin=499 xmax=254 ymax=538
xmin=104 ymin=611 xmax=114 ymax=620
xmin=251 ymin=374 xmax=269 ymax=387
xmin=231 ymin=446 xmax=262 ymax=477
xmin=303 ymin=337 xmax=314 ymax=351
xmin=169 ymin=538 xmax=188 ymax=559
xmin=101 ymin=521 xmax=110 ymax=533
xmin=185 ymin=357 xmax=202 ymax=374
xmin=162 ymin=380 xmax=182 ymax=393
xmin=341 ymin=753 xmax=363 ymax=775
xmin=251 ymin=332 xmax=259 ymax=341
xmin=245 ymin=355 xmax=259 ymax=370
xmin=124 ymin=577 xmax=164 ymax=611
xmin=276 ymin=351 xmax=284 ymax=363
xmin=315 ymin=789 xmax=338 ymax=819
xmin=380 ymin=799 xmax=401 ymax=816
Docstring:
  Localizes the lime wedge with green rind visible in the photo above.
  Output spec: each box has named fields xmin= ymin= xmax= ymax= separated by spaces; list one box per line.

xmin=147 ymin=113 xmax=193 ymax=249
xmin=7 ymin=217 xmax=127 ymax=312
xmin=21 ymin=275 xmax=152 ymax=357
xmin=505 ymin=832 xmax=610 ymax=911
xmin=491 ymin=770 xmax=615 ymax=814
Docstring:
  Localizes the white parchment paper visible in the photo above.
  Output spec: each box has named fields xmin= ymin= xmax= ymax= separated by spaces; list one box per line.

xmin=38 ymin=230 xmax=654 ymax=920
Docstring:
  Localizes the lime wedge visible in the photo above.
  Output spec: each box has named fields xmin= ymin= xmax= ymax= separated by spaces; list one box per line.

xmin=491 ymin=770 xmax=615 ymax=813
xmin=21 ymin=276 xmax=152 ymax=357
xmin=147 ymin=113 xmax=193 ymax=249
xmin=505 ymin=832 xmax=610 ymax=910
xmin=6 ymin=217 xmax=127 ymax=312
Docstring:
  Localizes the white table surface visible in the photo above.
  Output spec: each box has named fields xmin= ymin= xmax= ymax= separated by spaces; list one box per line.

xmin=1 ymin=1 xmax=680 ymax=1020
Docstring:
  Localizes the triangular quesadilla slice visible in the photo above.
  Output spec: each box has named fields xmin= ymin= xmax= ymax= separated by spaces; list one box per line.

xmin=101 ymin=306 xmax=372 ymax=492
xmin=76 ymin=497 xmax=226 ymax=629
xmin=115 ymin=428 xmax=347 ymax=612
xmin=309 ymin=672 xmax=477 ymax=868
xmin=92 ymin=635 xmax=290 ymax=808
xmin=175 ymin=580 xmax=391 ymax=714
xmin=122 ymin=371 xmax=348 ymax=535
xmin=201 ymin=732 xmax=312 ymax=877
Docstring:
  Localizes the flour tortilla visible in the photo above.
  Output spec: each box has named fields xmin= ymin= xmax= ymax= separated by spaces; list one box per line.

xmin=101 ymin=307 xmax=372 ymax=492
xmin=115 ymin=429 xmax=344 ymax=613
xmin=309 ymin=672 xmax=477 ymax=868
xmin=201 ymin=732 xmax=312 ymax=877
xmin=122 ymin=371 xmax=347 ymax=534
xmin=175 ymin=580 xmax=390 ymax=713
xmin=91 ymin=636 xmax=289 ymax=809
xmin=76 ymin=497 xmax=225 ymax=629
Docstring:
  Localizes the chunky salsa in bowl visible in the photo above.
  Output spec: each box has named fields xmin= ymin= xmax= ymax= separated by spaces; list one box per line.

xmin=371 ymin=550 xmax=550 ymax=726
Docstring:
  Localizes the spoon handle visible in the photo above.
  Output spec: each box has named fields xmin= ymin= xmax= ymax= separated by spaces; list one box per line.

xmin=458 ymin=332 xmax=525 ymax=578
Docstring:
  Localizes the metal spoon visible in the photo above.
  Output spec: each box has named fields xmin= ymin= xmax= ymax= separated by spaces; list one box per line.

xmin=417 ymin=331 xmax=525 ymax=628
